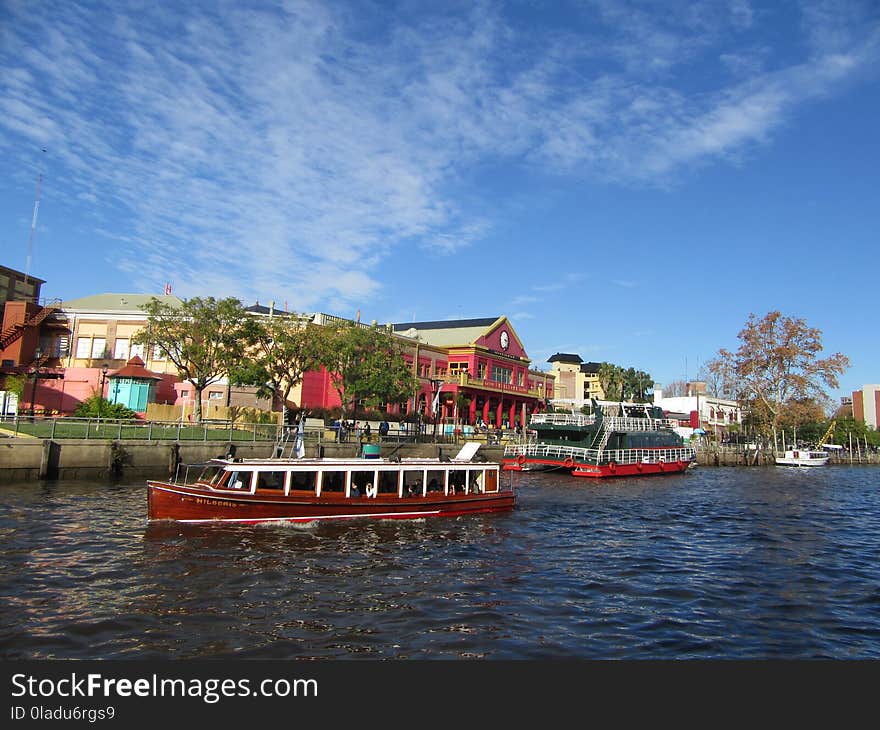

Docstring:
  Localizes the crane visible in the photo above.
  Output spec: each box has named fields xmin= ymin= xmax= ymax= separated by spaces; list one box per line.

xmin=818 ymin=420 xmax=836 ymax=447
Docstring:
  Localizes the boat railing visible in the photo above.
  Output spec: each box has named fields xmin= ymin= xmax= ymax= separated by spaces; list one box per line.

xmin=530 ymin=413 xmax=595 ymax=427
xmin=603 ymin=446 xmax=696 ymax=465
xmin=530 ymin=414 xmax=679 ymax=431
xmin=599 ymin=416 xmax=680 ymax=432
xmin=505 ymin=443 xmax=696 ymax=465
xmin=505 ymin=443 xmax=599 ymax=462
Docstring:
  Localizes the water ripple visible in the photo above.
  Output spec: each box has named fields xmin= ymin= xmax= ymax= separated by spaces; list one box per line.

xmin=1 ymin=467 xmax=879 ymax=658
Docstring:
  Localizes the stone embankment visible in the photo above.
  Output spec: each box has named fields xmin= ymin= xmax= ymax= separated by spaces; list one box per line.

xmin=695 ymin=446 xmax=879 ymax=467
xmin=0 ymin=438 xmax=500 ymax=483
xmin=1 ymin=438 xmax=876 ymax=483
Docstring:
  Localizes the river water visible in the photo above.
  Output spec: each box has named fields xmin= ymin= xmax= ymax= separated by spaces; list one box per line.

xmin=1 ymin=466 xmax=878 ymax=660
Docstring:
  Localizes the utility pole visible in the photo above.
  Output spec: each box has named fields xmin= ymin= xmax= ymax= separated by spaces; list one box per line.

xmin=25 ymin=149 xmax=47 ymax=286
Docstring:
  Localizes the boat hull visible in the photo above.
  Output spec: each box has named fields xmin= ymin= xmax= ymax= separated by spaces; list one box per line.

xmin=147 ymin=481 xmax=515 ymax=523
xmin=502 ymin=456 xmax=692 ymax=478
xmin=774 ymin=458 xmax=829 ymax=467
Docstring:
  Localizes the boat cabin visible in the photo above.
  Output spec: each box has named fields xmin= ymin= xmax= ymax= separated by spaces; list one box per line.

xmin=194 ymin=458 xmax=500 ymax=499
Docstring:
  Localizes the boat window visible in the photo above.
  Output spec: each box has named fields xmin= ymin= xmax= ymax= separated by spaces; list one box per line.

xmin=471 ymin=470 xmax=483 ymax=494
xmin=376 ymin=470 xmax=399 ymax=495
xmin=425 ymin=470 xmax=445 ymax=493
xmin=320 ymin=471 xmax=346 ymax=494
xmin=198 ymin=465 xmax=226 ymax=485
xmin=350 ymin=470 xmax=376 ymax=497
xmin=225 ymin=470 xmax=251 ymax=490
xmin=290 ymin=471 xmax=317 ymax=493
xmin=402 ymin=470 xmax=424 ymax=497
xmin=255 ymin=471 xmax=286 ymax=491
xmin=448 ymin=470 xmax=467 ymax=494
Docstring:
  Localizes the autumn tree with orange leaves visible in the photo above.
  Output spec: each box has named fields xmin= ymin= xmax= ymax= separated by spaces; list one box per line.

xmin=707 ymin=311 xmax=849 ymax=435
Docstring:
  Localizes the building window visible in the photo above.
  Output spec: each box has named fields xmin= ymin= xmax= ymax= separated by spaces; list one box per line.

xmin=152 ymin=345 xmax=166 ymax=361
xmin=90 ymin=337 xmax=106 ymax=359
xmin=113 ymin=338 xmax=129 ymax=360
xmin=491 ymin=365 xmax=512 ymax=384
xmin=130 ymin=342 xmax=145 ymax=360
xmin=478 ymin=361 xmax=487 ymax=379
xmin=208 ymin=391 xmax=223 ymax=400
xmin=75 ymin=337 xmax=91 ymax=359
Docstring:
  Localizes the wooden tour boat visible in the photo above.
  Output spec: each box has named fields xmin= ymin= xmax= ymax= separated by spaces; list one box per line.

xmin=502 ymin=400 xmax=696 ymax=478
xmin=147 ymin=442 xmax=514 ymax=524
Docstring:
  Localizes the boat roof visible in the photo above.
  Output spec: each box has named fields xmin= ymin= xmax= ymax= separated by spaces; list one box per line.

xmin=210 ymin=456 xmax=497 ymax=468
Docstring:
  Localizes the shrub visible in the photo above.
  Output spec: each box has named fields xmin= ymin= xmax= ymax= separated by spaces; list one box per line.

xmin=74 ymin=396 xmax=138 ymax=420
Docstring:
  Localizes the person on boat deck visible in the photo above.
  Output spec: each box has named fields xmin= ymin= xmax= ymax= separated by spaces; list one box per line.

xmin=427 ymin=477 xmax=440 ymax=492
xmin=351 ymin=483 xmax=361 ymax=497
xmin=379 ymin=420 xmax=389 ymax=440
xmin=363 ymin=422 xmax=371 ymax=441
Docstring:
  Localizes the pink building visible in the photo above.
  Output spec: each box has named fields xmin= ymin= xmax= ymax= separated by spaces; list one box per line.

xmin=297 ymin=316 xmax=553 ymax=428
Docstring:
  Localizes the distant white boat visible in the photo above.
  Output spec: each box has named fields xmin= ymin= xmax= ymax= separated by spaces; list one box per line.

xmin=775 ymin=449 xmax=829 ymax=467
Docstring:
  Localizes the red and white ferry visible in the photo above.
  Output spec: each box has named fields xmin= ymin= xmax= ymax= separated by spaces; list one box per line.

xmin=147 ymin=443 xmax=513 ymax=524
xmin=503 ymin=401 xmax=696 ymax=478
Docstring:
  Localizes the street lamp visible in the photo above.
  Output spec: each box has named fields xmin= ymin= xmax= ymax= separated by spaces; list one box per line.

xmin=430 ymin=378 xmax=443 ymax=442
xmin=98 ymin=363 xmax=109 ymax=422
xmin=29 ymin=346 xmax=43 ymax=418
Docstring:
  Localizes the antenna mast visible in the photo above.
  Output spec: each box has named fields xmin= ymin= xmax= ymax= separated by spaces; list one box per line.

xmin=25 ymin=149 xmax=47 ymax=285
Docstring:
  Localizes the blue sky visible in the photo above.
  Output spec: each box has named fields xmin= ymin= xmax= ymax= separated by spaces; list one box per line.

xmin=1 ymin=0 xmax=878 ymax=403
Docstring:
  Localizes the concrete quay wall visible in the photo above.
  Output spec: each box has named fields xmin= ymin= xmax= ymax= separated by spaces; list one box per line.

xmin=0 ymin=439 xmax=502 ymax=483
xmin=2 ymin=438 xmax=874 ymax=484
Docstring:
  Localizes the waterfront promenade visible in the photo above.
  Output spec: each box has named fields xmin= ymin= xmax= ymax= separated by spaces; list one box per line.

xmin=1 ymin=416 xmax=876 ymax=483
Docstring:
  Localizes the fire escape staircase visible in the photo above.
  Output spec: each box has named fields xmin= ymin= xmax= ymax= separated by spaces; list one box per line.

xmin=0 ymin=302 xmax=60 ymax=351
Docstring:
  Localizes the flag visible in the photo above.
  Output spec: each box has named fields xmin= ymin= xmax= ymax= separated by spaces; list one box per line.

xmin=295 ymin=417 xmax=305 ymax=459
xmin=431 ymin=388 xmax=441 ymax=416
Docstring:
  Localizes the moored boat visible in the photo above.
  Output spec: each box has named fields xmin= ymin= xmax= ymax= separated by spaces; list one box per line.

xmin=147 ymin=443 xmax=513 ymax=524
xmin=775 ymin=449 xmax=829 ymax=467
xmin=502 ymin=400 xmax=696 ymax=478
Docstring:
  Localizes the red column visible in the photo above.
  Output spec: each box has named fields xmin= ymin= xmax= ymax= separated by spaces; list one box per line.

xmin=509 ymin=401 xmax=517 ymax=429
xmin=482 ymin=399 xmax=490 ymax=425
xmin=469 ymin=396 xmax=477 ymax=424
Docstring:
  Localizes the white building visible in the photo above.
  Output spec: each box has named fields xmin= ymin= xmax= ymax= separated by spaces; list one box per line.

xmin=653 ymin=382 xmax=743 ymax=439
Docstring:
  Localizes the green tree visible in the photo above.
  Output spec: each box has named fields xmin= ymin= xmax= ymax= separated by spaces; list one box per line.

xmin=712 ymin=311 xmax=849 ymax=435
xmin=622 ymin=367 xmax=653 ymax=402
xmin=314 ymin=323 xmax=418 ymax=418
xmin=598 ymin=363 xmax=651 ymax=402
xmin=230 ymin=315 xmax=323 ymax=409
xmin=598 ymin=362 xmax=625 ymax=402
xmin=135 ymin=296 xmax=259 ymax=422
xmin=3 ymin=374 xmax=26 ymax=399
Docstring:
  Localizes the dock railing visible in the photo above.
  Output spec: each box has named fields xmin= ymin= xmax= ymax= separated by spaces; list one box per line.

xmin=0 ymin=415 xmax=518 ymax=447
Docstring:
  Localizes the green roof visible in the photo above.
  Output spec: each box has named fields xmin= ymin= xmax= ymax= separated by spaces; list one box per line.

xmin=392 ymin=316 xmax=505 ymax=347
xmin=61 ymin=293 xmax=183 ymax=312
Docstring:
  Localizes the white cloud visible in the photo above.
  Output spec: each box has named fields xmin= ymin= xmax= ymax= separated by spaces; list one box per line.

xmin=0 ymin=0 xmax=876 ymax=309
